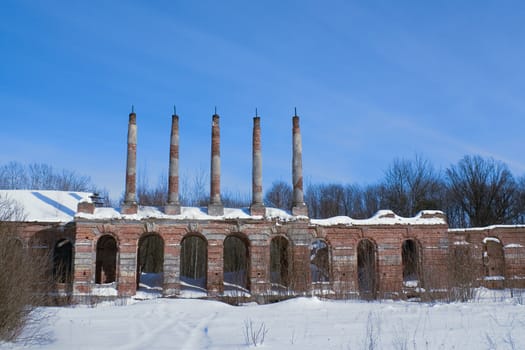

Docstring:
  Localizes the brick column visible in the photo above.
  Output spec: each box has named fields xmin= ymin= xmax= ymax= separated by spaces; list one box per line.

xmin=291 ymin=243 xmax=311 ymax=292
xmin=122 ymin=110 xmax=138 ymax=214
xmin=250 ymin=115 xmax=265 ymax=216
xmin=163 ymin=233 xmax=181 ymax=297
xmin=118 ymin=235 xmax=138 ymax=297
xmin=207 ymin=238 xmax=224 ymax=295
xmin=292 ymin=113 xmax=308 ymax=216
xmin=208 ymin=112 xmax=224 ymax=216
xmin=72 ymin=225 xmax=94 ymax=298
xmin=165 ymin=111 xmax=181 ymax=215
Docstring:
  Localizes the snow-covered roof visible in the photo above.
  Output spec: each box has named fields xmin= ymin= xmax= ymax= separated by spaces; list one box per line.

xmin=0 ymin=190 xmax=446 ymax=226
xmin=310 ymin=210 xmax=447 ymax=226
xmin=76 ymin=206 xmax=298 ymax=221
xmin=0 ymin=190 xmax=92 ymax=223
xmin=76 ymin=207 xmax=446 ymax=225
xmin=449 ymin=224 xmax=525 ymax=233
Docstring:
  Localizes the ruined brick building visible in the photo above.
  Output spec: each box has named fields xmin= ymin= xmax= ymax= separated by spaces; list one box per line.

xmin=3 ymin=111 xmax=525 ymax=301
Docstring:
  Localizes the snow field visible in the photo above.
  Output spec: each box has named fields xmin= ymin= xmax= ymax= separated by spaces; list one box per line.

xmin=2 ymin=289 xmax=525 ymax=350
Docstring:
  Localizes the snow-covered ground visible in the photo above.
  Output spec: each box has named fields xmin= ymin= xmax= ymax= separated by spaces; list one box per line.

xmin=2 ymin=289 xmax=525 ymax=349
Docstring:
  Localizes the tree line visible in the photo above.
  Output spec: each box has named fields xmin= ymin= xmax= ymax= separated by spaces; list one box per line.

xmin=133 ymin=154 xmax=525 ymax=228
xmin=2 ymin=154 xmax=525 ymax=228
xmin=266 ymin=155 xmax=525 ymax=228
xmin=0 ymin=161 xmax=111 ymax=206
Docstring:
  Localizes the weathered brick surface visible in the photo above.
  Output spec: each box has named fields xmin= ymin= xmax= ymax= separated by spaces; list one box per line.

xmin=9 ymin=214 xmax=525 ymax=300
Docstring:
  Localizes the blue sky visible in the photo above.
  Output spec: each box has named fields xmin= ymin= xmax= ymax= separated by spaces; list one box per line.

xmin=1 ymin=1 xmax=525 ymax=200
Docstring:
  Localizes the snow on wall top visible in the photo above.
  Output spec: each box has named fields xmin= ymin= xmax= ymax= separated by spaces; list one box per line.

xmin=448 ymin=224 xmax=525 ymax=233
xmin=0 ymin=190 xmax=92 ymax=223
xmin=310 ymin=210 xmax=447 ymax=226
xmin=76 ymin=206 xmax=297 ymax=221
xmin=0 ymin=190 xmax=447 ymax=225
xmin=77 ymin=206 xmax=446 ymax=225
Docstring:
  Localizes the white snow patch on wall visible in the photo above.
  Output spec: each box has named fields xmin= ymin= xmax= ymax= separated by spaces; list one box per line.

xmin=505 ymin=243 xmax=524 ymax=248
xmin=483 ymin=237 xmax=502 ymax=244
xmin=311 ymin=210 xmax=447 ymax=226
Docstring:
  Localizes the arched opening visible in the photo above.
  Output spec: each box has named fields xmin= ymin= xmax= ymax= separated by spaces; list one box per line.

xmin=223 ymin=235 xmax=249 ymax=291
xmin=270 ymin=236 xmax=289 ymax=288
xmin=483 ymin=237 xmax=505 ymax=278
xmin=137 ymin=234 xmax=164 ymax=290
xmin=96 ymin=235 xmax=117 ymax=284
xmin=180 ymin=235 xmax=207 ymax=291
xmin=402 ymin=239 xmax=421 ymax=287
xmin=450 ymin=244 xmax=477 ymax=301
xmin=310 ymin=239 xmax=329 ymax=283
xmin=53 ymin=239 xmax=73 ymax=283
xmin=357 ymin=239 xmax=377 ymax=299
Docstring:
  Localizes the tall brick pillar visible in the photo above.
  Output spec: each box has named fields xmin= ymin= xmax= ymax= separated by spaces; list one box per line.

xmin=208 ymin=112 xmax=224 ymax=216
xmin=250 ymin=114 xmax=265 ymax=216
xmin=165 ymin=110 xmax=181 ymax=215
xmin=292 ymin=112 xmax=308 ymax=216
xmin=122 ymin=109 xmax=138 ymax=214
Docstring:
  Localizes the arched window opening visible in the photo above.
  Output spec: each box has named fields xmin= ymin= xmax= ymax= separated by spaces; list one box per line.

xmin=357 ymin=239 xmax=377 ymax=299
xmin=310 ymin=239 xmax=329 ymax=283
xmin=450 ymin=244 xmax=477 ymax=301
xmin=223 ymin=235 xmax=249 ymax=291
xmin=96 ymin=235 xmax=117 ymax=284
xmin=53 ymin=239 xmax=73 ymax=283
xmin=180 ymin=235 xmax=207 ymax=291
xmin=483 ymin=237 xmax=505 ymax=279
xmin=137 ymin=234 xmax=164 ymax=289
xmin=270 ymin=237 xmax=289 ymax=288
xmin=402 ymin=239 xmax=420 ymax=287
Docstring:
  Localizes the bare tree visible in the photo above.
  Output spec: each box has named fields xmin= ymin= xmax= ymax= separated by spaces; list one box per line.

xmin=0 ymin=161 xmax=28 ymax=189
xmin=0 ymin=194 xmax=51 ymax=342
xmin=264 ymin=181 xmax=293 ymax=210
xmin=222 ymin=189 xmax=250 ymax=208
xmin=446 ymin=155 xmax=519 ymax=227
xmin=359 ymin=184 xmax=385 ymax=218
xmin=305 ymin=183 xmax=321 ymax=218
xmin=382 ymin=155 xmax=444 ymax=217
xmin=306 ymin=183 xmax=360 ymax=219
xmin=180 ymin=168 xmax=208 ymax=207
xmin=136 ymin=168 xmax=168 ymax=206
xmin=513 ymin=175 xmax=525 ymax=224
xmin=0 ymin=161 xmax=94 ymax=192
xmin=318 ymin=184 xmax=347 ymax=218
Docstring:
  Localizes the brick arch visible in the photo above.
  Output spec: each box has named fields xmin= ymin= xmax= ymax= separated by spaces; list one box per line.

xmin=180 ymin=233 xmax=208 ymax=290
xmin=136 ymin=233 xmax=164 ymax=289
xmin=310 ymin=238 xmax=330 ymax=283
xmin=53 ymin=238 xmax=73 ymax=284
xmin=270 ymin=235 xmax=291 ymax=289
xmin=357 ymin=238 xmax=378 ymax=299
xmin=223 ymin=233 xmax=250 ymax=291
xmin=95 ymin=234 xmax=118 ymax=284
xmin=483 ymin=236 xmax=505 ymax=279
xmin=402 ymin=238 xmax=423 ymax=287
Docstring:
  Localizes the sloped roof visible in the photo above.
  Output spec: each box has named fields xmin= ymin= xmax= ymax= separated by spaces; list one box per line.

xmin=0 ymin=190 xmax=92 ymax=223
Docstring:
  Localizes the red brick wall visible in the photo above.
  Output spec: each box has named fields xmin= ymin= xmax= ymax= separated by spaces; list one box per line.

xmin=11 ymin=216 xmax=525 ymax=300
